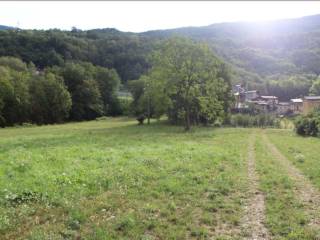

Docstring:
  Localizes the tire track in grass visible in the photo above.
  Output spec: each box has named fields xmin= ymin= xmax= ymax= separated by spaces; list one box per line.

xmin=242 ymin=133 xmax=270 ymax=240
xmin=262 ymin=131 xmax=320 ymax=229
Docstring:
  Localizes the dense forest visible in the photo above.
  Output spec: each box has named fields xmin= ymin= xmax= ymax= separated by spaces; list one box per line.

xmin=1 ymin=14 xmax=320 ymax=126
xmin=0 ymin=56 xmax=122 ymax=127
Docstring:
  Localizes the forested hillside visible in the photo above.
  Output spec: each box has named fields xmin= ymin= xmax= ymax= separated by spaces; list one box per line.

xmin=0 ymin=25 xmax=13 ymax=30
xmin=0 ymin=28 xmax=154 ymax=83
xmin=1 ymin=14 xmax=320 ymax=125
xmin=2 ymin=15 xmax=320 ymax=99
xmin=144 ymin=14 xmax=320 ymax=100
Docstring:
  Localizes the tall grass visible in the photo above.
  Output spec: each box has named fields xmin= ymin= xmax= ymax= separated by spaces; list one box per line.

xmin=229 ymin=114 xmax=280 ymax=128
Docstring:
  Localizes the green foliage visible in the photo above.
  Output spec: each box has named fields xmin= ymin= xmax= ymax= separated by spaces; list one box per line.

xmin=230 ymin=114 xmax=280 ymax=128
xmin=0 ymin=29 xmax=153 ymax=82
xmin=116 ymin=97 xmax=132 ymax=116
xmin=0 ymin=119 xmax=249 ymax=239
xmin=128 ymin=78 xmax=147 ymax=117
xmin=134 ymin=37 xmax=232 ymax=130
xmin=309 ymin=76 xmax=320 ymax=95
xmin=2 ymin=16 xmax=320 ymax=125
xmin=0 ymin=57 xmax=121 ymax=126
xmin=265 ymin=74 xmax=314 ymax=101
xmin=294 ymin=109 xmax=320 ymax=137
xmin=255 ymin=137 xmax=317 ymax=239
xmin=0 ymin=58 xmax=31 ymax=125
xmin=29 ymin=72 xmax=72 ymax=124
xmin=1 ymin=15 xmax=320 ymax=101
xmin=95 ymin=67 xmax=121 ymax=115
xmin=59 ymin=62 xmax=120 ymax=120
xmin=128 ymin=74 xmax=170 ymax=122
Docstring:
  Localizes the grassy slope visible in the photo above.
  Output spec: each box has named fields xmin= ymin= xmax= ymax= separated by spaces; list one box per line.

xmin=0 ymin=118 xmax=250 ymax=239
xmin=265 ymin=129 xmax=320 ymax=190
xmin=255 ymin=131 xmax=317 ymax=239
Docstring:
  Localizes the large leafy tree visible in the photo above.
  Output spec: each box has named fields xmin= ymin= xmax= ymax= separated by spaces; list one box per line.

xmin=60 ymin=62 xmax=104 ymax=120
xmin=0 ymin=56 xmax=121 ymax=126
xmin=128 ymin=74 xmax=170 ymax=124
xmin=0 ymin=57 xmax=31 ymax=125
xmin=29 ymin=72 xmax=72 ymax=124
xmin=0 ymin=66 xmax=13 ymax=127
xmin=141 ymin=37 xmax=232 ymax=130
xmin=310 ymin=76 xmax=320 ymax=96
xmin=95 ymin=67 xmax=121 ymax=115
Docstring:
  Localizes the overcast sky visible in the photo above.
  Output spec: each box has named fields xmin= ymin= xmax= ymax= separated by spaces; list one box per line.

xmin=1 ymin=1 xmax=320 ymax=32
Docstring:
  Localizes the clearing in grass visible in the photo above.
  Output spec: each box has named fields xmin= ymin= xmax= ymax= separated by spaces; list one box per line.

xmin=1 ymin=118 xmax=320 ymax=239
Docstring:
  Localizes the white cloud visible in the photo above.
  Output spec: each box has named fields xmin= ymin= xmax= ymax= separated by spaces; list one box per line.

xmin=1 ymin=1 xmax=320 ymax=32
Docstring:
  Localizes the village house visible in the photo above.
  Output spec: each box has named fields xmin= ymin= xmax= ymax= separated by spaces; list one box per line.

xmin=290 ymin=98 xmax=303 ymax=114
xmin=276 ymin=102 xmax=291 ymax=115
xmin=259 ymin=96 xmax=278 ymax=105
xmin=233 ymin=85 xmax=279 ymax=113
xmin=245 ymin=90 xmax=260 ymax=101
xmin=253 ymin=101 xmax=269 ymax=112
xmin=302 ymin=96 xmax=320 ymax=115
xmin=233 ymin=87 xmax=261 ymax=110
xmin=251 ymin=95 xmax=278 ymax=112
xmin=233 ymin=84 xmax=320 ymax=116
xmin=233 ymin=84 xmax=246 ymax=109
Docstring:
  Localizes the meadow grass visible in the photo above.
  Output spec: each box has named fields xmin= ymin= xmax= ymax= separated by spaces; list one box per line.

xmin=265 ymin=129 xmax=320 ymax=190
xmin=0 ymin=118 xmax=251 ymax=239
xmin=254 ymin=132 xmax=318 ymax=239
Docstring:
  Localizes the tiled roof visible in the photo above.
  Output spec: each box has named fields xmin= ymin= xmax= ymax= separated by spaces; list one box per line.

xmin=278 ymin=102 xmax=290 ymax=106
xmin=290 ymin=98 xmax=303 ymax=103
xmin=260 ymin=96 xmax=278 ymax=99
xmin=304 ymin=96 xmax=320 ymax=100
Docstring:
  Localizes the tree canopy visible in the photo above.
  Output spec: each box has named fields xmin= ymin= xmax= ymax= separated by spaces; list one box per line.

xmin=130 ymin=37 xmax=233 ymax=130
xmin=0 ymin=57 xmax=121 ymax=127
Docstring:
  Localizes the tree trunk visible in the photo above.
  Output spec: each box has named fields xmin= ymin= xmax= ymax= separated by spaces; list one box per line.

xmin=185 ymin=107 xmax=191 ymax=131
xmin=147 ymin=94 xmax=150 ymax=124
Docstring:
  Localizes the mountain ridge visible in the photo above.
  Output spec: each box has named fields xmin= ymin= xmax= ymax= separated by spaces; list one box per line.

xmin=1 ymin=13 xmax=320 ymax=99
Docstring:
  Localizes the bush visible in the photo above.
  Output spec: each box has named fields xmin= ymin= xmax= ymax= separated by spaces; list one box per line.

xmin=118 ymin=97 xmax=132 ymax=116
xmin=95 ymin=116 xmax=110 ymax=121
xmin=294 ymin=110 xmax=320 ymax=136
xmin=230 ymin=114 xmax=280 ymax=128
xmin=136 ymin=115 xmax=145 ymax=125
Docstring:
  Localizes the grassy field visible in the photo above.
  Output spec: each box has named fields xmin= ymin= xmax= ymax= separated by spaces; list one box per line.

xmin=1 ymin=118 xmax=320 ymax=239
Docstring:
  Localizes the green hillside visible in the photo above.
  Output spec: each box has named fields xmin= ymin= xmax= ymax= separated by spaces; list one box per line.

xmin=1 ymin=15 xmax=320 ymax=99
xmin=143 ymin=14 xmax=320 ymax=97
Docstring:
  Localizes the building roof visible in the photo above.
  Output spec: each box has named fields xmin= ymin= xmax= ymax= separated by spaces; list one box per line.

xmin=278 ymin=102 xmax=290 ymax=106
xmin=257 ymin=102 xmax=268 ymax=105
xmin=249 ymin=100 xmax=268 ymax=105
xmin=260 ymin=96 xmax=278 ymax=99
xmin=290 ymin=98 xmax=303 ymax=103
xmin=233 ymin=84 xmax=245 ymax=94
xmin=304 ymin=96 xmax=320 ymax=100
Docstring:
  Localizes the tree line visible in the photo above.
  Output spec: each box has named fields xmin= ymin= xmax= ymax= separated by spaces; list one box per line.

xmin=0 ymin=57 xmax=121 ymax=127
xmin=0 ymin=37 xmax=234 ymax=131
xmin=0 ymin=29 xmax=152 ymax=83
xmin=2 ymin=26 xmax=320 ymax=103
xmin=2 ymin=25 xmax=320 ymax=129
xmin=128 ymin=38 xmax=233 ymax=130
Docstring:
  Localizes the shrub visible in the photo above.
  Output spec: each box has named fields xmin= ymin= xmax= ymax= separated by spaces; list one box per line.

xmin=294 ymin=109 xmax=320 ymax=137
xmin=118 ymin=97 xmax=132 ymax=116
xmin=136 ymin=114 xmax=145 ymax=125
xmin=229 ymin=114 xmax=280 ymax=128
xmin=95 ymin=116 xmax=110 ymax=121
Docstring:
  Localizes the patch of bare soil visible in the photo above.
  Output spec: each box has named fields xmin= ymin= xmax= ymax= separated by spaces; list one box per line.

xmin=262 ymin=132 xmax=320 ymax=228
xmin=241 ymin=134 xmax=270 ymax=240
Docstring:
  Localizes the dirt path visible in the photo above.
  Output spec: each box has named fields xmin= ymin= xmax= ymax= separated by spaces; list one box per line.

xmin=242 ymin=133 xmax=270 ymax=240
xmin=262 ymin=132 xmax=320 ymax=228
